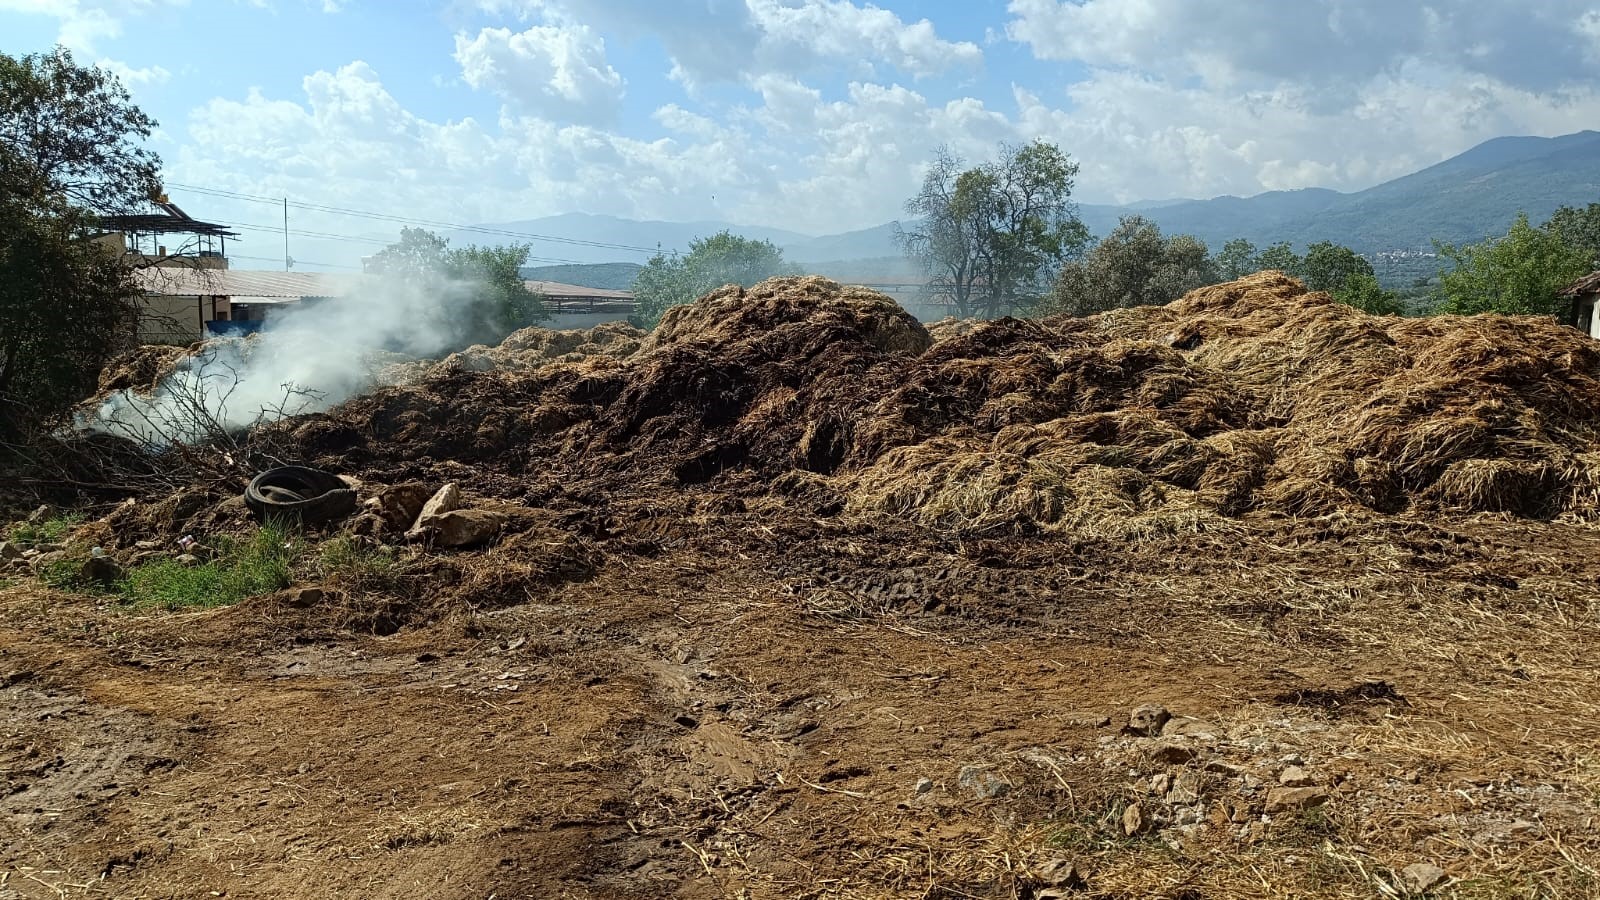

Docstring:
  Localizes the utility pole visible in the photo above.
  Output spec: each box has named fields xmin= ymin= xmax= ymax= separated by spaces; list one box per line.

xmin=283 ymin=197 xmax=291 ymax=271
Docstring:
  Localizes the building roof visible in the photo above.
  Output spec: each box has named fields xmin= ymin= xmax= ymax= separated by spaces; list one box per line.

xmin=99 ymin=201 xmax=239 ymax=238
xmin=1559 ymin=271 xmax=1600 ymax=299
xmin=136 ymin=268 xmax=638 ymax=308
xmin=135 ymin=267 xmax=363 ymax=298
xmin=525 ymin=280 xmax=634 ymax=301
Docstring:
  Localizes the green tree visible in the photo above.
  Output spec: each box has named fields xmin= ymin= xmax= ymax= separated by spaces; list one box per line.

xmin=368 ymin=227 xmax=545 ymax=341
xmin=0 ymin=48 xmax=150 ymax=443
xmin=1333 ymin=272 xmax=1402 ymax=315
xmin=0 ymin=47 xmax=160 ymax=215
xmin=1544 ymin=203 xmax=1600 ymax=268
xmin=1253 ymin=242 xmax=1305 ymax=279
xmin=1216 ymin=238 xmax=1257 ymax=280
xmin=630 ymin=230 xmax=796 ymax=328
xmin=1433 ymin=213 xmax=1592 ymax=317
xmin=1303 ymin=241 xmax=1375 ymax=294
xmin=1043 ymin=216 xmax=1220 ymax=316
xmin=897 ymin=141 xmax=1089 ymax=319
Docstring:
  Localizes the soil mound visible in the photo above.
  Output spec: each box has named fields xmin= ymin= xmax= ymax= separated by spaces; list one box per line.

xmin=281 ymin=276 xmax=930 ymax=483
xmin=94 ymin=273 xmax=1600 ymax=540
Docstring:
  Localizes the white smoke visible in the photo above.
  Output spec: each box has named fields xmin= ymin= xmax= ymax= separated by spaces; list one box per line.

xmin=87 ymin=274 xmax=494 ymax=445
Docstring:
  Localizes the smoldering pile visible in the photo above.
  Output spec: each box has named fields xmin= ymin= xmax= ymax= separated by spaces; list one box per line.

xmin=252 ymin=272 xmax=1600 ymax=535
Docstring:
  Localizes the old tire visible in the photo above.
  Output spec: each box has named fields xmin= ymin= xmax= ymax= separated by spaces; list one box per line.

xmin=245 ymin=466 xmax=357 ymax=525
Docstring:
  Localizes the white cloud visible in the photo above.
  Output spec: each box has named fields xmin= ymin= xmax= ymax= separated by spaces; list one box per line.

xmin=511 ymin=0 xmax=981 ymax=88
xmin=97 ymin=58 xmax=172 ymax=86
xmin=0 ymin=0 xmax=189 ymax=53
xmin=152 ymin=1 xmax=1600 ymax=269
xmin=453 ymin=23 xmax=625 ymax=123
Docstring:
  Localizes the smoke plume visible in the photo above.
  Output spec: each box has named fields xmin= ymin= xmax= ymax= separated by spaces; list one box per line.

xmin=87 ymin=273 xmax=493 ymax=445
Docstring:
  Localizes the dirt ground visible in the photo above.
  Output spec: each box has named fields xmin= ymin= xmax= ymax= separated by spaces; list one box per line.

xmin=5 ymin=502 xmax=1600 ymax=899
xmin=11 ymin=276 xmax=1600 ymax=897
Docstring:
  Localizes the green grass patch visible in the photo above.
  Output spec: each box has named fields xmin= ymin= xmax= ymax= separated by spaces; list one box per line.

xmin=9 ymin=512 xmax=85 ymax=549
xmin=318 ymin=534 xmax=396 ymax=588
xmin=121 ymin=523 xmax=299 ymax=610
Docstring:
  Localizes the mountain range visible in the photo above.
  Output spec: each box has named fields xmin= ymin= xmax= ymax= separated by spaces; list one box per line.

xmin=472 ymin=130 xmax=1600 ymax=281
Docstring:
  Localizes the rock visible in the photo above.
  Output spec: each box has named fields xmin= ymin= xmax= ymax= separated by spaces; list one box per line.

xmin=1173 ymin=805 xmax=1203 ymax=826
xmin=1036 ymin=857 xmax=1084 ymax=890
xmin=1399 ymin=862 xmax=1447 ymax=894
xmin=174 ymin=554 xmax=202 ymax=567
xmin=133 ymin=540 xmax=159 ymax=551
xmin=1204 ymin=760 xmax=1244 ymax=776
xmin=348 ymin=512 xmax=386 ymax=538
xmin=0 ymin=542 xmax=20 ymax=560
xmin=26 ymin=505 xmax=50 ymax=524
xmin=1147 ymin=740 xmax=1197 ymax=765
xmin=1168 ymin=771 xmax=1203 ymax=805
xmin=370 ymin=482 xmax=436 ymax=529
xmin=1063 ymin=713 xmax=1113 ymax=728
xmin=1125 ymin=705 xmax=1171 ymax=737
xmin=914 ymin=777 xmax=934 ymax=795
xmin=1121 ymin=802 xmax=1149 ymax=836
xmin=1265 ymin=786 xmax=1329 ymax=813
xmin=957 ymin=765 xmax=1011 ymax=799
xmin=283 ymin=586 xmax=335 ymax=608
xmin=409 ymin=483 xmax=462 ymax=531
xmin=1149 ymin=773 xmax=1171 ymax=794
xmin=1160 ymin=716 xmax=1222 ymax=738
xmin=1279 ymin=765 xmax=1315 ymax=787
xmin=78 ymin=555 xmax=124 ymax=585
xmin=29 ymin=551 xmax=66 ymax=574
xmin=423 ymin=509 xmax=507 ymax=549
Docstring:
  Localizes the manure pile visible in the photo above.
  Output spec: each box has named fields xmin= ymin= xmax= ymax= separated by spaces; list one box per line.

xmin=270 ymin=273 xmax=1600 ymax=533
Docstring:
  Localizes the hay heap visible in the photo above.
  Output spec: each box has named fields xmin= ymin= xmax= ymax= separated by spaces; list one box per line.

xmin=269 ymin=273 xmax=1600 ymax=533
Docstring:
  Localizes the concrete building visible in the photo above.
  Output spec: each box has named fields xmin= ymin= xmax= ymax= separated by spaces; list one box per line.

xmin=1561 ymin=272 xmax=1600 ymax=339
xmin=95 ymin=202 xmax=241 ymax=343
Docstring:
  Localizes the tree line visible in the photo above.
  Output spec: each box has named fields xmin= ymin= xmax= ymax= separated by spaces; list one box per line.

xmin=629 ymin=141 xmax=1600 ymax=327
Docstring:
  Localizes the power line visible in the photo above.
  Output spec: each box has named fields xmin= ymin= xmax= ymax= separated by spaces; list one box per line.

xmin=229 ymin=253 xmax=361 ymax=271
xmin=165 ymin=181 xmax=674 ymax=256
xmin=215 ymin=218 xmax=587 ymax=266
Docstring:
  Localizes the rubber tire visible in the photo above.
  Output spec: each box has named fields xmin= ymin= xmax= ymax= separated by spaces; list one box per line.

xmin=245 ymin=466 xmax=358 ymax=525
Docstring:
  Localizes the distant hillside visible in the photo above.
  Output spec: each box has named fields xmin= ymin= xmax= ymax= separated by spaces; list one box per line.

xmin=521 ymin=262 xmax=643 ymax=291
xmin=470 ymin=130 xmax=1600 ymax=273
xmin=1095 ymin=131 xmax=1600 ymax=253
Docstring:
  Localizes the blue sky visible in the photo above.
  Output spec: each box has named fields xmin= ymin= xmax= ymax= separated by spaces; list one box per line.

xmin=6 ymin=1 xmax=1600 ymax=270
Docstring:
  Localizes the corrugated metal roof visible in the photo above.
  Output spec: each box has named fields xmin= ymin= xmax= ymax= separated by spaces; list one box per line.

xmin=135 ymin=268 xmax=637 ymax=303
xmin=134 ymin=268 xmax=363 ymax=298
xmin=525 ymin=280 xmax=634 ymax=300
xmin=1559 ymin=271 xmax=1600 ymax=298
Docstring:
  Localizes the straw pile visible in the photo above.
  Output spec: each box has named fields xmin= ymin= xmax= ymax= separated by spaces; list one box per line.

xmin=265 ymin=272 xmax=1600 ymax=533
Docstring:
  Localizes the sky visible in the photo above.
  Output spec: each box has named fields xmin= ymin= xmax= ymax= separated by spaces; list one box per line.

xmin=5 ymin=0 xmax=1600 ymax=271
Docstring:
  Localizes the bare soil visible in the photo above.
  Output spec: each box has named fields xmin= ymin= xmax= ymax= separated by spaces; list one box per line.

xmin=5 ymin=506 xmax=1600 ymax=899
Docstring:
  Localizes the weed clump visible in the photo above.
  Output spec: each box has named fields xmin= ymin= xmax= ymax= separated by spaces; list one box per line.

xmin=121 ymin=522 xmax=297 ymax=610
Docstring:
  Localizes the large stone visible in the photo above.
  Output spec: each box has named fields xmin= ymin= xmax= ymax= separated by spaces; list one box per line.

xmin=425 ymin=509 xmax=506 ymax=549
xmin=1125 ymin=705 xmax=1171 ymax=737
xmin=29 ymin=551 xmax=67 ymax=574
xmin=1147 ymin=740 xmax=1197 ymax=765
xmin=1279 ymin=765 xmax=1316 ymax=787
xmin=0 ymin=542 xmax=20 ymax=560
xmin=1400 ymin=862 xmax=1447 ymax=894
xmin=406 ymin=483 xmax=462 ymax=539
xmin=78 ymin=555 xmax=124 ymax=586
xmin=370 ymin=482 xmax=437 ymax=529
xmin=1265 ymin=786 xmax=1329 ymax=813
xmin=957 ymin=765 xmax=1011 ymax=799
xmin=1121 ymin=802 xmax=1149 ymax=836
